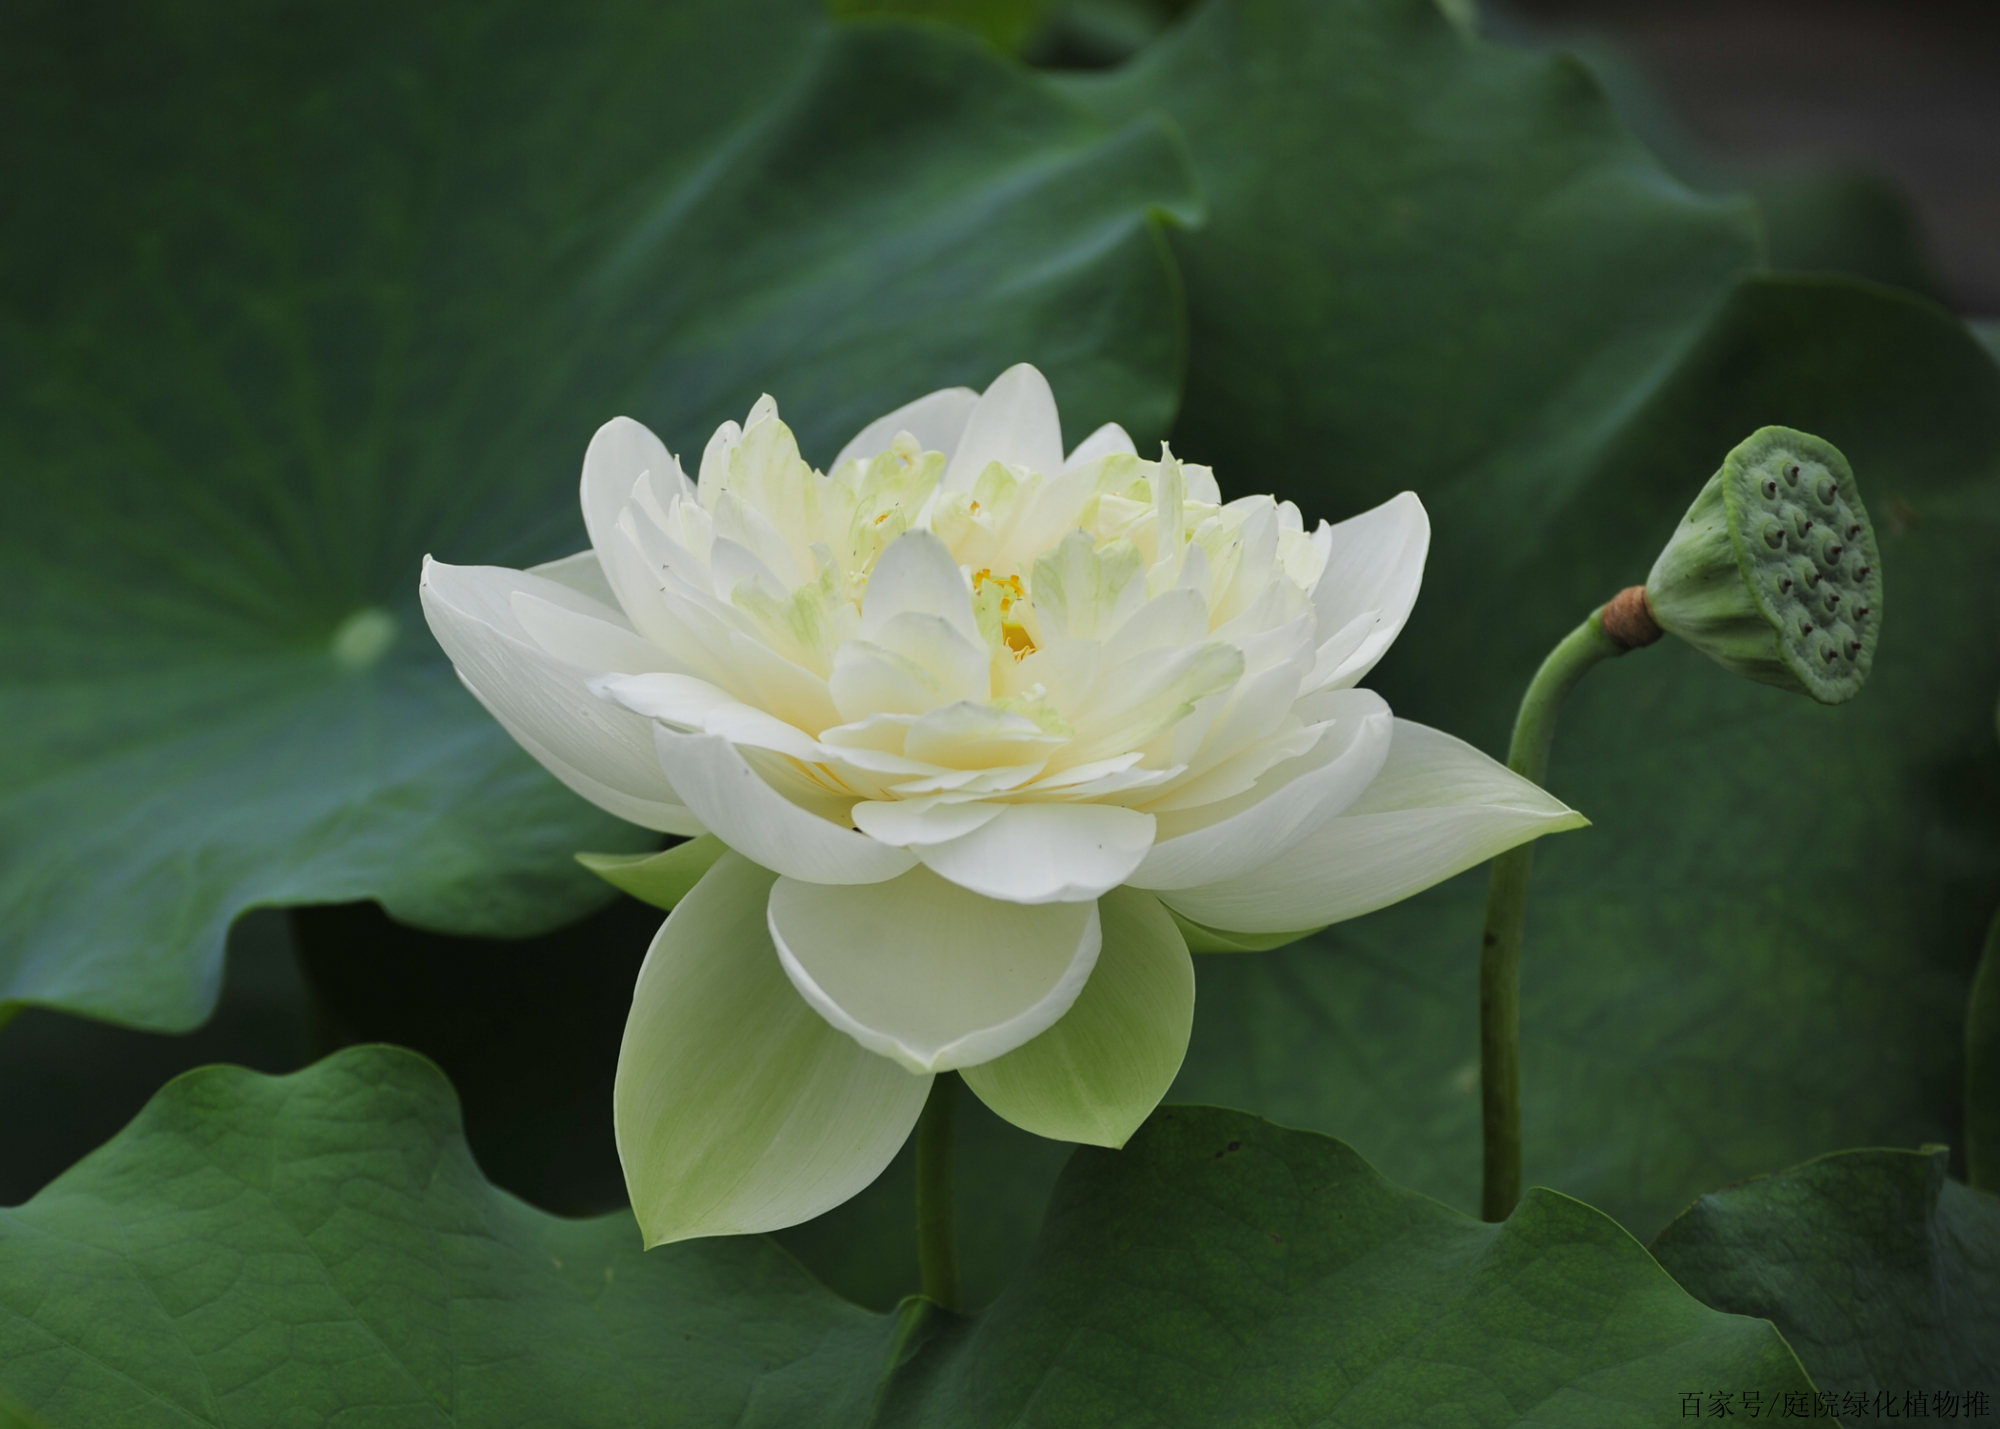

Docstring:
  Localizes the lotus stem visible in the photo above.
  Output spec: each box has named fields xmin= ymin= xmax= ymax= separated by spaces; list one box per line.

xmin=915 ymin=1072 xmax=962 ymax=1309
xmin=1481 ymin=597 xmax=1655 ymax=1222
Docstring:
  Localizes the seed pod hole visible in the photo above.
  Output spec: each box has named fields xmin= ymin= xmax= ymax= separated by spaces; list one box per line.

xmin=1763 ymin=479 xmax=1779 ymax=499
xmin=1785 ymin=464 xmax=1801 ymax=485
xmin=1763 ymin=524 xmax=1784 ymax=549
xmin=1817 ymin=478 xmax=1836 ymax=503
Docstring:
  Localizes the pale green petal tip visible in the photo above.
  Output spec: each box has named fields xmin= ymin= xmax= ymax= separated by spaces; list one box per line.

xmin=578 ymin=833 xmax=727 ymax=911
xmin=1167 ymin=909 xmax=1325 ymax=954
xmin=615 ymin=852 xmax=931 ymax=1246
xmin=1645 ymin=426 xmax=1881 ymax=705
xmin=960 ymin=888 xmax=1193 ymax=1150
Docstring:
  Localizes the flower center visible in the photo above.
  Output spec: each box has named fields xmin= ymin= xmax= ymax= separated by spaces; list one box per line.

xmin=972 ymin=568 xmax=1037 ymax=659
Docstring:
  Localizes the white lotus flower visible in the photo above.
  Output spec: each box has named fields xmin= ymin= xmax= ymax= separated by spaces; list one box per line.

xmin=421 ymin=364 xmax=1584 ymax=1244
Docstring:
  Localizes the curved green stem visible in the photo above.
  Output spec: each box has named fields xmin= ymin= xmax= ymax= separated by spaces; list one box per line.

xmin=1480 ymin=611 xmax=1625 ymax=1222
xmin=915 ymin=1072 xmax=961 ymax=1309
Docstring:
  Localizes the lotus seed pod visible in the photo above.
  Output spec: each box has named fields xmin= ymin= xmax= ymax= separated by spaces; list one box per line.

xmin=1644 ymin=426 xmax=1881 ymax=704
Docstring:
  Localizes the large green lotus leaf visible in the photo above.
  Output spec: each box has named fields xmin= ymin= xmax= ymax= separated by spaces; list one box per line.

xmin=0 ymin=1397 xmax=48 ymax=1429
xmin=885 ymin=1105 xmax=1818 ymax=1425
xmin=0 ymin=913 xmax=307 ymax=1209
xmin=1062 ymin=0 xmax=1762 ymax=514
xmin=1493 ymin=21 xmax=1953 ymax=304
xmin=0 ymin=1049 xmax=1817 ymax=1427
xmin=829 ymin=0 xmax=1054 ymax=53
xmin=1650 ymin=1148 xmax=2000 ymax=1401
xmin=1050 ymin=0 xmax=2000 ymax=1235
xmin=0 ymin=0 xmax=1196 ymax=1032
xmin=290 ymin=896 xmax=1070 ymax=1305
xmin=0 ymin=1046 xmax=900 ymax=1428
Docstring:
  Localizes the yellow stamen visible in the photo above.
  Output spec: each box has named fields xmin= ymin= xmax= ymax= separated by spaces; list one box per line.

xmin=974 ymin=569 xmax=1035 ymax=658
xmin=972 ymin=568 xmax=1025 ymax=605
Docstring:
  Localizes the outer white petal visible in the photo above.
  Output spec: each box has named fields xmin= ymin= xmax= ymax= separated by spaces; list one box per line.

xmin=1158 ymin=719 xmax=1586 ymax=933
xmin=1128 ymin=690 xmax=1394 ymax=890
xmin=616 ymin=854 xmax=931 ymax=1244
xmin=767 ymin=866 xmax=1101 ymax=1073
xmin=961 ymin=886 xmax=1192 ymax=1148
xmin=581 ymin=416 xmax=687 ymax=563
xmin=528 ymin=549 xmax=620 ymax=608
xmin=652 ymin=725 xmax=916 ymax=885
xmin=831 ymin=386 xmax=980 ymax=470
xmin=420 ymin=557 xmax=699 ymax=833
xmin=1062 ymin=421 xmax=1137 ymax=470
xmin=941 ymin=363 xmax=1065 ymax=492
xmin=511 ymin=592 xmax=682 ymax=675
xmin=1310 ymin=491 xmax=1430 ymax=690
xmin=915 ymin=802 xmax=1156 ymax=904
xmin=461 ymin=675 xmax=704 ymax=836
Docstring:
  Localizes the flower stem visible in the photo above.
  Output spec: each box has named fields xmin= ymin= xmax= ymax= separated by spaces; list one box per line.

xmin=1480 ymin=609 xmax=1627 ymax=1222
xmin=915 ymin=1072 xmax=962 ymax=1309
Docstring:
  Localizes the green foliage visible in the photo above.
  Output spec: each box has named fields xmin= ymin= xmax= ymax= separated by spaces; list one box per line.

xmin=1518 ymin=27 xmax=1953 ymax=305
xmin=0 ymin=1049 xmax=1818 ymax=1427
xmin=1751 ymin=172 xmax=1954 ymax=304
xmin=0 ymin=1395 xmax=48 ymax=1429
xmin=0 ymin=0 xmax=1196 ymax=1033
xmin=1652 ymin=1148 xmax=2000 ymax=1399
xmin=887 ymin=1105 xmax=1818 ymax=1426
xmin=827 ymin=0 xmax=1054 ymax=53
xmin=1062 ymin=0 xmax=1761 ymax=518
xmin=0 ymin=1047 xmax=895 ymax=1427
xmin=289 ymin=898 xmax=660 ymax=1215
xmin=1179 ymin=277 xmax=2000 ymax=1237
xmin=1057 ymin=0 xmax=2000 ymax=1238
